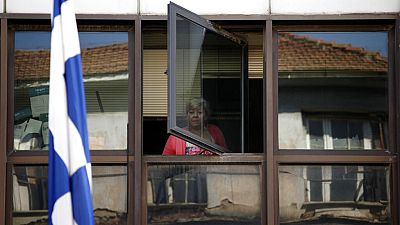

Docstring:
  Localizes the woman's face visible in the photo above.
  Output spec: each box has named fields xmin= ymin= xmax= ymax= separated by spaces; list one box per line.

xmin=187 ymin=107 xmax=207 ymax=129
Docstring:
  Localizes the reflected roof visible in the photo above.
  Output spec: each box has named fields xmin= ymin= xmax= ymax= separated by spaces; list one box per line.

xmin=279 ymin=33 xmax=387 ymax=72
xmin=14 ymin=33 xmax=388 ymax=80
xmin=15 ymin=43 xmax=128 ymax=80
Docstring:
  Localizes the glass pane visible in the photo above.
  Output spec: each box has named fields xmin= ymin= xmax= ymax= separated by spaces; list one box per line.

xmin=371 ymin=121 xmax=386 ymax=150
xmin=12 ymin=165 xmax=127 ymax=225
xmin=143 ymin=26 xmax=263 ymax=155
xmin=331 ymin=120 xmax=348 ymax=149
xmin=172 ymin=15 xmax=243 ymax=153
xmin=279 ymin=165 xmax=390 ymax=225
xmin=148 ymin=164 xmax=261 ymax=225
xmin=14 ymin=32 xmax=51 ymax=151
xmin=14 ymin=31 xmax=128 ymax=151
xmin=142 ymin=28 xmax=170 ymax=155
xmin=308 ymin=120 xmax=324 ymax=149
xmin=278 ymin=32 xmax=388 ymax=150
xmin=348 ymin=121 xmax=364 ymax=149
xmin=80 ymin=32 xmax=129 ymax=150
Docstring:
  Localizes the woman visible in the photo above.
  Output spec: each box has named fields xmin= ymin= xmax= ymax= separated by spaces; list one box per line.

xmin=163 ymin=98 xmax=227 ymax=155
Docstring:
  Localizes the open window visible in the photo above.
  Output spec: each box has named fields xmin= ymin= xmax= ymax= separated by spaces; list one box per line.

xmin=167 ymin=2 xmax=248 ymax=155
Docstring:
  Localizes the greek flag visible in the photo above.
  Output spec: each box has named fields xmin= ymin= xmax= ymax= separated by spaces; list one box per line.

xmin=48 ymin=0 xmax=94 ymax=225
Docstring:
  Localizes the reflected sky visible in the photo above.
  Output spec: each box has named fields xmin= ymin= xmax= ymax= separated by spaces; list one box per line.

xmin=15 ymin=31 xmax=388 ymax=57
xmin=15 ymin=31 xmax=128 ymax=50
xmin=294 ymin=32 xmax=388 ymax=57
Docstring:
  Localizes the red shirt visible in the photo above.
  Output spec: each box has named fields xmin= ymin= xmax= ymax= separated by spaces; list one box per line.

xmin=162 ymin=124 xmax=227 ymax=155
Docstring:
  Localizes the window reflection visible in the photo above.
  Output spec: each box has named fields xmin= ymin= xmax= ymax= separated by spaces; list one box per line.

xmin=12 ymin=165 xmax=127 ymax=225
xmin=13 ymin=31 xmax=129 ymax=151
xmin=143 ymin=27 xmax=263 ymax=155
xmin=148 ymin=164 xmax=261 ymax=225
xmin=304 ymin=114 xmax=387 ymax=150
xmin=279 ymin=165 xmax=390 ymax=225
xmin=173 ymin=16 xmax=243 ymax=153
xmin=278 ymin=32 xmax=388 ymax=150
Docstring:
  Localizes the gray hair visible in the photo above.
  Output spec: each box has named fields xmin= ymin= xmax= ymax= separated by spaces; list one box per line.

xmin=186 ymin=97 xmax=210 ymax=116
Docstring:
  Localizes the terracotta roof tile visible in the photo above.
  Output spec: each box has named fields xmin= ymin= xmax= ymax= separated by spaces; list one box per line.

xmin=278 ymin=32 xmax=387 ymax=72
xmin=14 ymin=33 xmax=388 ymax=80
xmin=15 ymin=43 xmax=128 ymax=80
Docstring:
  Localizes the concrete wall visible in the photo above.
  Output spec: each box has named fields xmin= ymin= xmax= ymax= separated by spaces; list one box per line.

xmin=5 ymin=0 xmax=400 ymax=14
xmin=92 ymin=166 xmax=127 ymax=212
xmin=141 ymin=0 xmax=268 ymax=15
xmin=87 ymin=112 xmax=128 ymax=150
xmin=6 ymin=0 xmax=137 ymax=14
xmin=271 ymin=0 xmax=400 ymax=14
xmin=279 ymin=166 xmax=306 ymax=222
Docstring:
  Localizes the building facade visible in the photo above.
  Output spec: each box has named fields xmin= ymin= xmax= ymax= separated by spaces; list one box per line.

xmin=1 ymin=0 xmax=400 ymax=225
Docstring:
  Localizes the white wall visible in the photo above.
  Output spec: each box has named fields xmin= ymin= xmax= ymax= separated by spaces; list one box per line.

xmin=271 ymin=0 xmax=400 ymax=14
xmin=6 ymin=0 xmax=137 ymax=14
xmin=140 ymin=0 xmax=268 ymax=15
xmin=87 ymin=112 xmax=127 ymax=150
xmin=5 ymin=0 xmax=400 ymax=15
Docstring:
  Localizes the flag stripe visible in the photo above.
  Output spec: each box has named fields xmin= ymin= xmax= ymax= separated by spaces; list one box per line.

xmin=65 ymin=55 xmax=91 ymax=162
xmin=60 ymin=0 xmax=81 ymax=59
xmin=52 ymin=0 xmax=63 ymax=22
xmin=48 ymin=132 xmax=70 ymax=214
xmin=51 ymin=193 xmax=76 ymax=225
xmin=71 ymin=167 xmax=93 ymax=225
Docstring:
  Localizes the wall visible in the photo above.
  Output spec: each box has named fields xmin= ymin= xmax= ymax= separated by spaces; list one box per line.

xmin=87 ymin=112 xmax=128 ymax=150
xmin=92 ymin=166 xmax=127 ymax=212
xmin=5 ymin=0 xmax=137 ymax=14
xmin=4 ymin=0 xmax=400 ymax=14
xmin=271 ymin=0 xmax=400 ymax=14
xmin=141 ymin=0 xmax=268 ymax=15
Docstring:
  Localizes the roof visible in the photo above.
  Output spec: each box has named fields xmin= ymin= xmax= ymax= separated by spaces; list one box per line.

xmin=14 ymin=33 xmax=388 ymax=80
xmin=278 ymin=32 xmax=387 ymax=73
xmin=15 ymin=43 xmax=129 ymax=80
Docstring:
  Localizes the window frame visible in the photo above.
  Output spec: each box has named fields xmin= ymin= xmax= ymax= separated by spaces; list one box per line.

xmin=0 ymin=13 xmax=398 ymax=225
xmin=9 ymin=22 xmax=134 ymax=155
xmin=272 ymin=20 xmax=399 ymax=225
xmin=3 ymin=18 xmax=136 ymax=225
xmin=167 ymin=2 xmax=249 ymax=155
xmin=142 ymin=16 xmax=267 ymax=225
xmin=273 ymin=22 xmax=396 ymax=154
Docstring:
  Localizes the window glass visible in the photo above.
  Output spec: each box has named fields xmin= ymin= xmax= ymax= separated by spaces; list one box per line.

xmin=331 ymin=120 xmax=348 ymax=149
xmin=169 ymin=10 xmax=245 ymax=154
xmin=304 ymin=115 xmax=387 ymax=150
xmin=13 ymin=31 xmax=129 ymax=151
xmin=142 ymin=28 xmax=170 ymax=155
xmin=308 ymin=119 xmax=324 ymax=148
xmin=279 ymin=165 xmax=390 ymax=224
xmin=147 ymin=164 xmax=261 ymax=224
xmin=278 ymin=32 xmax=388 ymax=150
xmin=12 ymin=165 xmax=127 ymax=225
xmin=143 ymin=26 xmax=264 ymax=155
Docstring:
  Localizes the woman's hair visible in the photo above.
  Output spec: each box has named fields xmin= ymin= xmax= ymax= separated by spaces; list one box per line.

xmin=186 ymin=97 xmax=211 ymax=116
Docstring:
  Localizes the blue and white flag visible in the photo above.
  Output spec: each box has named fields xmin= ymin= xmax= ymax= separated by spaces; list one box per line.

xmin=48 ymin=0 xmax=94 ymax=225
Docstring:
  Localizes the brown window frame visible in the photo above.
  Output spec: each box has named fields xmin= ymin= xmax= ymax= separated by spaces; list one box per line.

xmin=0 ymin=14 xmax=398 ymax=225
xmin=270 ymin=20 xmax=399 ymax=225
xmin=2 ymin=17 xmax=136 ymax=225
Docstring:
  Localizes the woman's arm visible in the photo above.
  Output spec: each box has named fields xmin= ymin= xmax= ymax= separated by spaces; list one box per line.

xmin=162 ymin=135 xmax=177 ymax=155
